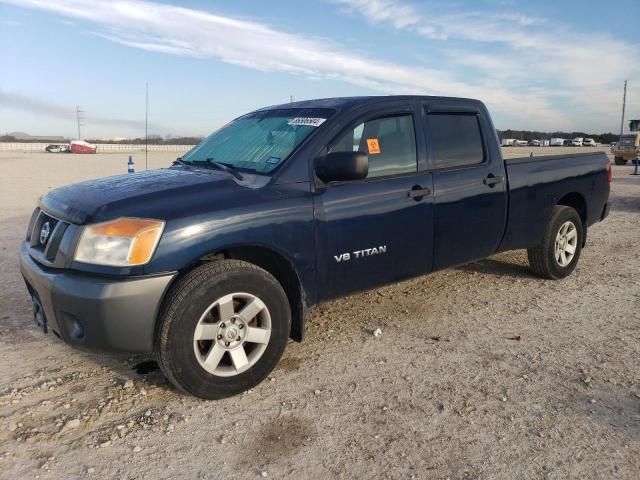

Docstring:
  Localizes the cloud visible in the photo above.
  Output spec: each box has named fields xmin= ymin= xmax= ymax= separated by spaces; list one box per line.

xmin=333 ymin=0 xmax=634 ymax=84
xmin=332 ymin=0 xmax=640 ymax=130
xmin=3 ymin=0 xmax=637 ymax=131
xmin=0 ymin=89 xmax=150 ymax=130
xmin=331 ymin=0 xmax=547 ymax=41
xmin=333 ymin=0 xmax=423 ymax=30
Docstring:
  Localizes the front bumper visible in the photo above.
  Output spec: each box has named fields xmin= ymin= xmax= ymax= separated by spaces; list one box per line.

xmin=19 ymin=241 xmax=176 ymax=353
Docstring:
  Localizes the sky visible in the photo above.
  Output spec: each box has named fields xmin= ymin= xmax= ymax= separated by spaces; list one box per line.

xmin=1 ymin=0 xmax=639 ymax=138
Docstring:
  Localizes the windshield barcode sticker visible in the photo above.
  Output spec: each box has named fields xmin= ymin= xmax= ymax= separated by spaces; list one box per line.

xmin=288 ymin=117 xmax=326 ymax=127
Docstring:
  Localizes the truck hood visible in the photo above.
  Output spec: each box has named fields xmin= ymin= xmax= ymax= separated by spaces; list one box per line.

xmin=40 ymin=167 xmax=267 ymax=224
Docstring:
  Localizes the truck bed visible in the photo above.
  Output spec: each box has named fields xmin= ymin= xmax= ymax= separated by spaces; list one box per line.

xmin=498 ymin=152 xmax=610 ymax=252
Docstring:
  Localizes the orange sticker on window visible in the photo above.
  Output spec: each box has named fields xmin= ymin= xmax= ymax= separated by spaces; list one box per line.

xmin=366 ymin=138 xmax=381 ymax=154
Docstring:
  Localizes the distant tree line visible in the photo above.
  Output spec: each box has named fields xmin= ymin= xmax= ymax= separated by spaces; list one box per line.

xmin=497 ymin=130 xmax=619 ymax=144
xmin=0 ymin=134 xmax=204 ymax=145
xmin=85 ymin=135 xmax=204 ymax=145
xmin=0 ymin=135 xmax=68 ymax=143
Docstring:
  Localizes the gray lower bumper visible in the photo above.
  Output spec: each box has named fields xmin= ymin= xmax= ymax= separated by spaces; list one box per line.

xmin=20 ymin=242 xmax=176 ymax=353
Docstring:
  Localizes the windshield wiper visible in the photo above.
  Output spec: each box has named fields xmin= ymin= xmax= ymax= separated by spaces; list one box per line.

xmin=175 ymin=157 xmax=245 ymax=180
xmin=172 ymin=157 xmax=192 ymax=167
xmin=204 ymin=158 xmax=244 ymax=181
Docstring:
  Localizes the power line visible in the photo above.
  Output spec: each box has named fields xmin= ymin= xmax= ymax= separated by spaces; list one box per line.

xmin=620 ymin=80 xmax=627 ymax=137
xmin=145 ymin=82 xmax=149 ymax=171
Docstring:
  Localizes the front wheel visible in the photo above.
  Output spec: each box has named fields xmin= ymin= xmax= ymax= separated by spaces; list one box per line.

xmin=614 ymin=156 xmax=627 ymax=166
xmin=527 ymin=206 xmax=583 ymax=279
xmin=156 ymin=260 xmax=291 ymax=399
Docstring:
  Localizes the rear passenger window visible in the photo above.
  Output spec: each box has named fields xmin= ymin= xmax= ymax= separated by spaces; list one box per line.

xmin=428 ymin=114 xmax=484 ymax=169
xmin=329 ymin=114 xmax=416 ymax=178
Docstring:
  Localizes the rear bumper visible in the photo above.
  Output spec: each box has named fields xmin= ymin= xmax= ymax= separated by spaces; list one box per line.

xmin=19 ymin=241 xmax=176 ymax=353
xmin=613 ymin=151 xmax=638 ymax=160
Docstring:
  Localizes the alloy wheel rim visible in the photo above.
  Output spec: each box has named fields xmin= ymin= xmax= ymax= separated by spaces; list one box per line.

xmin=554 ymin=221 xmax=578 ymax=267
xmin=193 ymin=292 xmax=271 ymax=377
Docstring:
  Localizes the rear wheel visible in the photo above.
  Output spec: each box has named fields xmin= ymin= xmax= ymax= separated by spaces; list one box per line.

xmin=527 ymin=206 xmax=583 ymax=279
xmin=156 ymin=260 xmax=291 ymax=399
xmin=614 ymin=156 xmax=627 ymax=165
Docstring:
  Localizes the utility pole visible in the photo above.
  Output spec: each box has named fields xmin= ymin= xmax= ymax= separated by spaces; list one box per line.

xmin=145 ymin=82 xmax=149 ymax=171
xmin=289 ymin=95 xmax=294 ymax=104
xmin=76 ymin=106 xmax=85 ymax=140
xmin=620 ymin=80 xmax=627 ymax=136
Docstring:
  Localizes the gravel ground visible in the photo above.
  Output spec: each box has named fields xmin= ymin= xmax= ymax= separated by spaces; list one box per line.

xmin=0 ymin=147 xmax=638 ymax=479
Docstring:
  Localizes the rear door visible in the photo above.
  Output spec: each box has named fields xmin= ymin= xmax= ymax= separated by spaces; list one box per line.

xmin=422 ymin=101 xmax=507 ymax=270
xmin=313 ymin=103 xmax=434 ymax=301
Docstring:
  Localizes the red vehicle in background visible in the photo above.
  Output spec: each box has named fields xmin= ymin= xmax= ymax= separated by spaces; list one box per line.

xmin=69 ymin=140 xmax=97 ymax=154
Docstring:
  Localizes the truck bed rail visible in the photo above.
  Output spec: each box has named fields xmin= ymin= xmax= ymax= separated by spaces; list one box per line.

xmin=505 ymin=152 xmax=605 ymax=165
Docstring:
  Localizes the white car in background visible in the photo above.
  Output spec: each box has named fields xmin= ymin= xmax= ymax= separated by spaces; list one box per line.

xmin=571 ymin=137 xmax=584 ymax=146
xmin=550 ymin=138 xmax=565 ymax=146
xmin=515 ymin=140 xmax=528 ymax=147
xmin=583 ymin=138 xmax=598 ymax=147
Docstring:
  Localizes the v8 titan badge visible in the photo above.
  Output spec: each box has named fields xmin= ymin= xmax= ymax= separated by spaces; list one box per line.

xmin=334 ymin=245 xmax=387 ymax=262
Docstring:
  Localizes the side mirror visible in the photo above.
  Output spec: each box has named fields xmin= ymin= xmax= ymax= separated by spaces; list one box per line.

xmin=316 ymin=151 xmax=368 ymax=183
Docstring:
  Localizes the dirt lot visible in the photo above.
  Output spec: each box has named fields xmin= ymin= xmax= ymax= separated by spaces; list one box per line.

xmin=0 ymin=147 xmax=638 ymax=479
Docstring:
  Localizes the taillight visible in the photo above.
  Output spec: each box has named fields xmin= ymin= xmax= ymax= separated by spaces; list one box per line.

xmin=606 ymin=160 xmax=612 ymax=183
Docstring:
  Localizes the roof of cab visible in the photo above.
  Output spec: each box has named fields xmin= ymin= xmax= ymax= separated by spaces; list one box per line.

xmin=259 ymin=95 xmax=479 ymax=112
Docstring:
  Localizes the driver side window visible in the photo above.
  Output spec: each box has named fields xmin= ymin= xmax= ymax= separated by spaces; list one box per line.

xmin=328 ymin=114 xmax=417 ymax=178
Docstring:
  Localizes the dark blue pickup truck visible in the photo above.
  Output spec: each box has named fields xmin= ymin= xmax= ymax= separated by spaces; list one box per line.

xmin=20 ymin=96 xmax=611 ymax=398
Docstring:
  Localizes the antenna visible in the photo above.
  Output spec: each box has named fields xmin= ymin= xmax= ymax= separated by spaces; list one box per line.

xmin=145 ymin=82 xmax=149 ymax=171
xmin=76 ymin=106 xmax=86 ymax=140
xmin=620 ymin=80 xmax=627 ymax=136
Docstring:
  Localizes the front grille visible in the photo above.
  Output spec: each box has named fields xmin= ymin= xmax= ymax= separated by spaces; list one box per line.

xmin=27 ymin=208 xmax=70 ymax=262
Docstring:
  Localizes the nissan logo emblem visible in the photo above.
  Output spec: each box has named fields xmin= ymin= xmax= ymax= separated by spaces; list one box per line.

xmin=40 ymin=222 xmax=51 ymax=245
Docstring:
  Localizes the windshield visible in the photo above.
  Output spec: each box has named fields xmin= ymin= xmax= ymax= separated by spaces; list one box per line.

xmin=182 ymin=108 xmax=335 ymax=174
xmin=619 ymin=135 xmax=638 ymax=145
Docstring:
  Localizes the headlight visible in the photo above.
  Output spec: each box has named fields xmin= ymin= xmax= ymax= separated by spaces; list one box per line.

xmin=74 ymin=218 xmax=165 ymax=266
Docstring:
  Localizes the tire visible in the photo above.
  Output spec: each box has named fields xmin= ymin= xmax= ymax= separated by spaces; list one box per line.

xmin=156 ymin=259 xmax=291 ymax=399
xmin=614 ymin=156 xmax=627 ymax=166
xmin=527 ymin=206 xmax=584 ymax=280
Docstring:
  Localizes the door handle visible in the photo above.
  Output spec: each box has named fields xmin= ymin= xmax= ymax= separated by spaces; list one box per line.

xmin=408 ymin=186 xmax=431 ymax=200
xmin=483 ymin=174 xmax=503 ymax=188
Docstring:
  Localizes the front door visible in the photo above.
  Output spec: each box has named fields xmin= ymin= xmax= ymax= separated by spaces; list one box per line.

xmin=313 ymin=110 xmax=434 ymax=301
